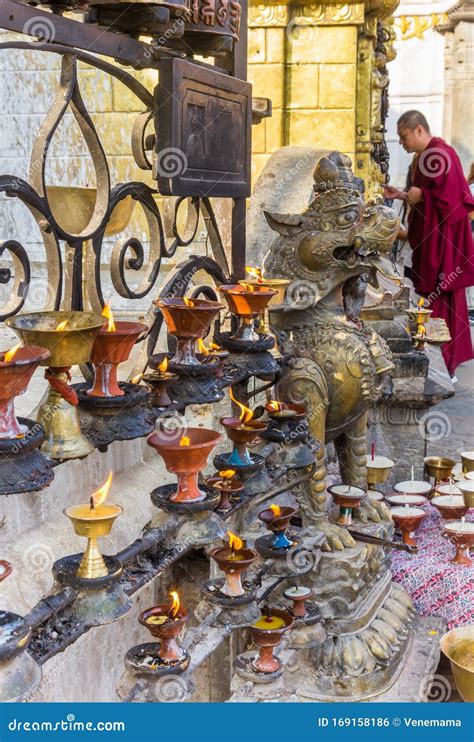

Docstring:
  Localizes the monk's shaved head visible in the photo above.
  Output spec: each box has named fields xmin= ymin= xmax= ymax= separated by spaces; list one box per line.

xmin=397 ymin=110 xmax=430 ymax=133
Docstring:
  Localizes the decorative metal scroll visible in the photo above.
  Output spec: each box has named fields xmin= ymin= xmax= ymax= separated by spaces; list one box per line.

xmin=0 ymin=46 xmax=232 ymax=368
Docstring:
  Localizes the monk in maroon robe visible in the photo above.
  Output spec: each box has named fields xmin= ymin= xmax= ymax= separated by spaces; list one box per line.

xmin=384 ymin=110 xmax=474 ymax=377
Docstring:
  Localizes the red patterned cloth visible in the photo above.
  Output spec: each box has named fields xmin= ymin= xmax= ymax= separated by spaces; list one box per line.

xmin=390 ymin=504 xmax=474 ymax=629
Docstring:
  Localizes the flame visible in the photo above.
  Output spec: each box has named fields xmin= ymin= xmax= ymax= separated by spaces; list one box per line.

xmin=219 ymin=469 xmax=236 ymax=479
xmin=209 ymin=342 xmax=222 ymax=351
xmin=417 ymin=297 xmax=425 ymax=309
xmin=55 ymin=319 xmax=69 ymax=331
xmin=246 ymin=266 xmax=263 ymax=283
xmin=183 ymin=297 xmax=195 ymax=308
xmin=3 ymin=341 xmax=22 ymax=363
xmin=229 ymin=386 xmax=254 ymax=424
xmin=179 ymin=435 xmax=191 ymax=447
xmin=102 ymin=304 xmax=116 ymax=332
xmin=158 ymin=357 xmax=168 ymax=374
xmin=270 ymin=503 xmax=282 ymax=517
xmin=240 ymin=281 xmax=254 ymax=292
xmin=197 ymin=338 xmax=209 ymax=355
xmin=131 ymin=373 xmax=143 ymax=384
xmin=90 ymin=471 xmax=113 ymax=509
xmin=228 ymin=531 xmax=243 ymax=551
xmin=268 ymin=400 xmax=283 ymax=412
xmin=419 ymin=325 xmax=426 ymax=337
xmin=169 ymin=590 xmax=180 ymax=618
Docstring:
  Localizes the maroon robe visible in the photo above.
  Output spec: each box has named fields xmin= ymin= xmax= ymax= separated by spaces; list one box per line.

xmin=408 ymin=137 xmax=474 ymax=375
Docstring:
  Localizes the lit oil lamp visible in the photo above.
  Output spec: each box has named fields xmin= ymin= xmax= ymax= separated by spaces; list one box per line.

xmin=86 ymin=304 xmax=146 ymax=398
xmin=196 ymin=338 xmax=229 ymax=380
xmin=265 ymin=400 xmax=303 ymax=420
xmin=5 ymin=311 xmax=105 ymax=459
xmin=406 ymin=298 xmax=432 ymax=337
xmin=443 ymin=518 xmax=474 ymax=566
xmin=206 ymin=469 xmax=244 ymax=512
xmin=424 ymin=456 xmax=456 ymax=485
xmin=365 ymin=450 xmax=394 ymax=491
xmin=209 ymin=531 xmax=258 ymax=597
xmin=328 ymin=484 xmax=367 ymax=526
xmin=258 ymin=503 xmax=296 ymax=550
xmin=460 ymin=450 xmax=474 ymax=474
xmin=143 ymin=356 xmax=178 ymax=407
xmin=139 ymin=591 xmax=187 ymax=665
xmin=283 ymin=585 xmax=313 ymax=619
xmin=249 ymin=606 xmax=294 ymax=674
xmin=0 ymin=342 xmax=49 ymax=439
xmin=156 ymin=296 xmax=223 ymax=368
xmin=390 ymin=503 xmax=427 ymax=547
xmin=64 ymin=471 xmax=122 ymax=579
xmin=241 ymin=268 xmax=289 ymax=351
xmin=220 ymin=387 xmax=267 ymax=467
xmin=147 ymin=427 xmax=222 ymax=504
xmin=218 ymin=282 xmax=277 ymax=345
xmin=458 ymin=480 xmax=474 ymax=509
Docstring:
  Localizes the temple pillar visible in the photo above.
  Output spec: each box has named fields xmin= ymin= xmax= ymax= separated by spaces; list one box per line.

xmin=248 ymin=0 xmax=399 ymax=197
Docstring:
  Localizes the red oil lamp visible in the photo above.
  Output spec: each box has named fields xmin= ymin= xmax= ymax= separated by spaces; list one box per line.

xmin=87 ymin=305 xmax=146 ymax=398
xmin=443 ymin=519 xmax=474 ymax=566
xmin=390 ymin=504 xmax=427 ymax=547
xmin=0 ymin=342 xmax=50 ymax=439
xmin=328 ymin=484 xmax=367 ymax=526
xmin=206 ymin=469 xmax=244 ymax=512
xmin=143 ymin=356 xmax=179 ymax=407
xmin=156 ymin=296 xmax=223 ymax=367
xmin=139 ymin=591 xmax=187 ymax=663
xmin=258 ymin=503 xmax=296 ymax=549
xmin=218 ymin=283 xmax=277 ymax=343
xmin=147 ymin=427 xmax=222 ymax=503
xmin=249 ymin=607 xmax=294 ymax=673
xmin=220 ymin=387 xmax=267 ymax=467
xmin=209 ymin=531 xmax=258 ymax=597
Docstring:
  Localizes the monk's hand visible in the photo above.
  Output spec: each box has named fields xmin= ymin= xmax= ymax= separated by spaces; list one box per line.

xmin=406 ymin=186 xmax=423 ymax=205
xmin=382 ymin=184 xmax=406 ymax=200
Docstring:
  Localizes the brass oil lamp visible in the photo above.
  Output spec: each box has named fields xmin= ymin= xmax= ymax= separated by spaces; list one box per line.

xmin=458 ymin=480 xmax=474 ymax=508
xmin=209 ymin=531 xmax=258 ymax=598
xmin=218 ymin=282 xmax=277 ymax=346
xmin=87 ymin=305 xmax=146 ymax=398
xmin=424 ymin=456 xmax=456 ymax=485
xmin=139 ymin=591 xmax=188 ymax=667
xmin=460 ymin=450 xmax=474 ymax=474
xmin=155 ymin=296 xmax=223 ymax=369
xmin=327 ymin=484 xmax=367 ymax=526
xmin=365 ymin=451 xmax=394 ymax=492
xmin=220 ymin=387 xmax=267 ymax=467
xmin=147 ymin=427 xmax=222 ymax=506
xmin=440 ymin=626 xmax=474 ymax=702
xmin=5 ymin=311 xmax=105 ymax=460
xmin=406 ymin=298 xmax=432 ymax=337
xmin=64 ymin=472 xmax=122 ymax=579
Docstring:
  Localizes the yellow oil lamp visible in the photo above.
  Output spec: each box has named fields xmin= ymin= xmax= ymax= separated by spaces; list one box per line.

xmin=5 ymin=311 xmax=105 ymax=459
xmin=64 ymin=472 xmax=122 ymax=579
